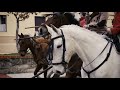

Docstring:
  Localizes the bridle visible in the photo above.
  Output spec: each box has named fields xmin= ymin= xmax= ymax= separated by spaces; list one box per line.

xmin=47 ymin=29 xmax=80 ymax=76
xmin=47 ymin=29 xmax=67 ymax=65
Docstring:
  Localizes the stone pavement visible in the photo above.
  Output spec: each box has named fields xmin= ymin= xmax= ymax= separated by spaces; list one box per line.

xmin=0 ymin=74 xmax=12 ymax=78
xmin=7 ymin=73 xmax=44 ymax=78
xmin=0 ymin=72 xmax=44 ymax=78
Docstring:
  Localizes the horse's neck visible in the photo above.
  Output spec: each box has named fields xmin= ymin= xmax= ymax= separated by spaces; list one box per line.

xmin=58 ymin=25 xmax=120 ymax=78
xmin=28 ymin=39 xmax=36 ymax=59
xmin=63 ymin=26 xmax=108 ymax=68
xmin=64 ymin=13 xmax=79 ymax=26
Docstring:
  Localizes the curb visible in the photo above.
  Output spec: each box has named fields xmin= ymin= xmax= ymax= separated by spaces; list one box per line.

xmin=0 ymin=74 xmax=12 ymax=78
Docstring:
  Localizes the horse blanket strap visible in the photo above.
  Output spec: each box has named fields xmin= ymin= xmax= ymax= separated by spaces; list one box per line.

xmin=82 ymin=41 xmax=113 ymax=78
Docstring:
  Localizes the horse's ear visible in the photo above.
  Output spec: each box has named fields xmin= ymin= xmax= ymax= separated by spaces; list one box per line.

xmin=34 ymin=33 xmax=36 ymax=37
xmin=18 ymin=34 xmax=21 ymax=38
xmin=21 ymin=33 xmax=24 ymax=37
xmin=50 ymin=24 xmax=59 ymax=34
xmin=43 ymin=14 xmax=54 ymax=18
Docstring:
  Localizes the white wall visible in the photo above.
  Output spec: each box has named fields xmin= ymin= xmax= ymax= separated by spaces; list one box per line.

xmin=0 ymin=12 xmax=114 ymax=54
xmin=0 ymin=12 xmax=53 ymax=54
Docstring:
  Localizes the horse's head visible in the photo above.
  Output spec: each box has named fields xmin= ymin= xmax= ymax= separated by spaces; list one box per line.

xmin=18 ymin=33 xmax=31 ymax=56
xmin=45 ymin=24 xmax=75 ymax=75
xmin=39 ymin=13 xmax=67 ymax=38
xmin=44 ymin=13 xmax=69 ymax=28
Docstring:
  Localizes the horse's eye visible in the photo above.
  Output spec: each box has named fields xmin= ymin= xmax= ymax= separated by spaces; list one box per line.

xmin=57 ymin=44 xmax=62 ymax=48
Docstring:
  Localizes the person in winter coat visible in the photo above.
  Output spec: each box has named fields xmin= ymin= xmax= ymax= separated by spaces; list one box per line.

xmin=84 ymin=12 xmax=108 ymax=34
xmin=79 ymin=12 xmax=89 ymax=27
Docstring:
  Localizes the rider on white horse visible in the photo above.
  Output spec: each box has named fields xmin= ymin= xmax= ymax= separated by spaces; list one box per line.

xmin=84 ymin=12 xmax=108 ymax=34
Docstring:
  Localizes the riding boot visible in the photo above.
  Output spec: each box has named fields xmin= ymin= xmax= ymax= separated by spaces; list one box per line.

xmin=112 ymin=35 xmax=120 ymax=53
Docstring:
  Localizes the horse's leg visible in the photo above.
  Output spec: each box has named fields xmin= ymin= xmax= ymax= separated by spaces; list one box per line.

xmin=65 ymin=69 xmax=81 ymax=78
xmin=43 ymin=65 xmax=48 ymax=78
xmin=65 ymin=53 xmax=82 ymax=78
xmin=65 ymin=71 xmax=76 ymax=78
xmin=47 ymin=70 xmax=54 ymax=78
xmin=77 ymin=71 xmax=81 ymax=77
xmin=34 ymin=64 xmax=42 ymax=75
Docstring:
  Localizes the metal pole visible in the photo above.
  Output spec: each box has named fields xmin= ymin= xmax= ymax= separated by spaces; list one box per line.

xmin=25 ymin=26 xmax=40 ymax=29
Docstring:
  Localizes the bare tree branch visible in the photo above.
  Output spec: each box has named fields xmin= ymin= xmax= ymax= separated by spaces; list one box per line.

xmin=7 ymin=12 xmax=41 ymax=51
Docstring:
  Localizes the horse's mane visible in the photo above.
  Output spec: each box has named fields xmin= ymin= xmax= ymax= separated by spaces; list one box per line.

xmin=46 ymin=12 xmax=80 ymax=26
xmin=64 ymin=13 xmax=79 ymax=25
xmin=20 ymin=33 xmax=33 ymax=38
xmin=59 ymin=25 xmax=106 ymax=42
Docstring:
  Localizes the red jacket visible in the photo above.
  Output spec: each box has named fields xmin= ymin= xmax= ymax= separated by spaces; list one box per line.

xmin=111 ymin=12 xmax=120 ymax=35
xmin=79 ymin=17 xmax=86 ymax=27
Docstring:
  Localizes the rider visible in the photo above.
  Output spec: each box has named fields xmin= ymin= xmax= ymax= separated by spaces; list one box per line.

xmin=107 ymin=12 xmax=120 ymax=53
xmin=84 ymin=12 xmax=108 ymax=34
xmin=79 ymin=12 xmax=88 ymax=27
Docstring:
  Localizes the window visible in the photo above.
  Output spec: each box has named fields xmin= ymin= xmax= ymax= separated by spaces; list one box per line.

xmin=35 ymin=16 xmax=45 ymax=31
xmin=0 ymin=15 xmax=7 ymax=32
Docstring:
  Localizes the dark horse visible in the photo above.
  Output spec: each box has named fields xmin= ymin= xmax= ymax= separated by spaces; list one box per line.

xmin=45 ymin=12 xmax=80 ymax=28
xmin=36 ymin=12 xmax=83 ymax=78
xmin=18 ymin=33 xmax=48 ymax=78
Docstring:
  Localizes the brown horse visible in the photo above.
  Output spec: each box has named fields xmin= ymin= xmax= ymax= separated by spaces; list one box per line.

xmin=45 ymin=12 xmax=80 ymax=28
xmin=18 ymin=33 xmax=48 ymax=78
xmin=36 ymin=13 xmax=80 ymax=36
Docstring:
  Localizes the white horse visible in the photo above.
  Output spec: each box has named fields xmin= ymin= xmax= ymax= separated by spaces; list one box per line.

xmin=44 ymin=24 xmax=120 ymax=78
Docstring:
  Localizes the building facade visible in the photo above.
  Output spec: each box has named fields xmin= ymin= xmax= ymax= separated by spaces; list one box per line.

xmin=0 ymin=12 xmax=52 ymax=54
xmin=0 ymin=12 xmax=114 ymax=54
